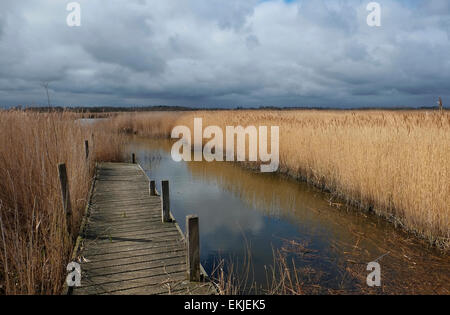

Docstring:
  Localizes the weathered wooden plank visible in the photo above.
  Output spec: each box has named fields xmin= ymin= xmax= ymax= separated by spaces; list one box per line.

xmin=58 ymin=163 xmax=72 ymax=233
xmin=78 ymin=276 xmax=215 ymax=295
xmin=83 ymin=251 xmax=187 ymax=270
xmin=84 ymin=265 xmax=187 ymax=284
xmin=85 ymin=227 xmax=180 ymax=239
xmin=161 ymin=180 xmax=171 ymax=223
xmin=82 ymin=258 xmax=186 ymax=277
xmin=82 ymin=244 xmax=185 ymax=261
xmin=84 ymin=231 xmax=183 ymax=242
xmin=186 ymin=215 xmax=201 ymax=282
xmin=88 ymin=212 xmax=164 ymax=221
xmin=85 ymin=224 xmax=178 ymax=235
xmin=84 ymin=219 xmax=170 ymax=230
xmin=108 ymin=281 xmax=217 ymax=295
xmin=84 ymin=220 xmax=171 ymax=231
xmin=71 ymin=162 xmax=215 ymax=295
xmin=82 ymin=240 xmax=185 ymax=257
xmin=80 ymin=270 xmax=187 ymax=292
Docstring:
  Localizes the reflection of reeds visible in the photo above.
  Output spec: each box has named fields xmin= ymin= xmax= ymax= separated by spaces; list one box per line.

xmin=210 ymin=234 xmax=257 ymax=295
xmin=264 ymin=249 xmax=304 ymax=295
xmin=133 ymin=137 xmax=450 ymax=293
xmin=269 ymin=221 xmax=450 ymax=294
xmin=328 ymin=225 xmax=450 ymax=295
xmin=210 ymin=240 xmax=307 ymax=295
xmin=110 ymin=110 xmax=450 ymax=249
xmin=0 ymin=111 xmax=125 ymax=294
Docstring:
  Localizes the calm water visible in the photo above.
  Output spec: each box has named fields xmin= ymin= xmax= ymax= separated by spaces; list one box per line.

xmin=127 ymin=137 xmax=449 ymax=294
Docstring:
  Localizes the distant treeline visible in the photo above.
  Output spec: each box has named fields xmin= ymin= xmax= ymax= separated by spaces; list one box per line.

xmin=8 ymin=105 xmax=197 ymax=113
xmin=3 ymin=104 xmax=446 ymax=113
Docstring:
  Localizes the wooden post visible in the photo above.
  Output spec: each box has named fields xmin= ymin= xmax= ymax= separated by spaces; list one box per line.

xmin=186 ymin=215 xmax=200 ymax=282
xmin=132 ymin=153 xmax=136 ymax=164
xmin=439 ymin=97 xmax=443 ymax=112
xmin=161 ymin=180 xmax=171 ymax=222
xmin=58 ymin=163 xmax=72 ymax=233
xmin=84 ymin=140 xmax=89 ymax=160
xmin=149 ymin=180 xmax=157 ymax=196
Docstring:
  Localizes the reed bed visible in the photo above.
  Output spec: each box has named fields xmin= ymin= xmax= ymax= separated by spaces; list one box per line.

xmin=105 ymin=112 xmax=181 ymax=138
xmin=0 ymin=111 xmax=124 ymax=294
xmin=109 ymin=110 xmax=450 ymax=249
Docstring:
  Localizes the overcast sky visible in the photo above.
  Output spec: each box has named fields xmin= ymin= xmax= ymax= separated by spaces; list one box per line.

xmin=0 ymin=0 xmax=449 ymax=108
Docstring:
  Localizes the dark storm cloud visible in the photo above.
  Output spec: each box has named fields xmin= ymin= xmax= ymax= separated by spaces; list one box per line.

xmin=0 ymin=0 xmax=449 ymax=108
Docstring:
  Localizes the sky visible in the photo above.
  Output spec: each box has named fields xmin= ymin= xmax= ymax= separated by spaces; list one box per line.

xmin=0 ymin=0 xmax=449 ymax=108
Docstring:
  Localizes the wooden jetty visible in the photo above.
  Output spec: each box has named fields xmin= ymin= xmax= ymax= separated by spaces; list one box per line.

xmin=67 ymin=161 xmax=216 ymax=295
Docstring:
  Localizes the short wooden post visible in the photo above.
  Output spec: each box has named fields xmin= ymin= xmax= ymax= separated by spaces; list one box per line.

xmin=161 ymin=180 xmax=171 ymax=222
xmin=58 ymin=163 xmax=72 ymax=233
xmin=149 ymin=180 xmax=157 ymax=196
xmin=186 ymin=215 xmax=200 ymax=282
xmin=132 ymin=153 xmax=136 ymax=164
xmin=84 ymin=140 xmax=89 ymax=160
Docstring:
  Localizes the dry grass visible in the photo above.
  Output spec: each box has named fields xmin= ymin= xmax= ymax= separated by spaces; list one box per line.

xmin=109 ymin=110 xmax=450 ymax=249
xmin=210 ymin=236 xmax=258 ymax=295
xmin=4 ymin=109 xmax=446 ymax=295
xmin=0 ymin=111 xmax=124 ymax=294
xmin=105 ymin=112 xmax=181 ymax=138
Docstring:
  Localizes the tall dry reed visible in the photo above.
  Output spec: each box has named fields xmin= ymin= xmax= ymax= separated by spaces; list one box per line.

xmin=109 ymin=110 xmax=450 ymax=249
xmin=0 ymin=111 xmax=124 ymax=294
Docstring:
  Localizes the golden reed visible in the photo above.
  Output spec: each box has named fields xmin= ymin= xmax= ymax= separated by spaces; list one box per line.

xmin=0 ymin=111 xmax=124 ymax=294
xmin=110 ymin=110 xmax=449 ymax=249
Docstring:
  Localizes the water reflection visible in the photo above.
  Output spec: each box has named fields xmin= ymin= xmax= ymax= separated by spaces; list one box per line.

xmin=127 ymin=137 xmax=449 ymax=294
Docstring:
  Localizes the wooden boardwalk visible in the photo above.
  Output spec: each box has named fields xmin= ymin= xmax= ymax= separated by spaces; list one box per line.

xmin=70 ymin=162 xmax=216 ymax=295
